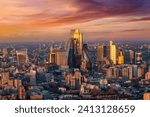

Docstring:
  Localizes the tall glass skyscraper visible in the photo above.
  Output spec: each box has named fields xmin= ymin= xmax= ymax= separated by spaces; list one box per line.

xmin=68 ymin=29 xmax=83 ymax=68
xmin=82 ymin=44 xmax=92 ymax=71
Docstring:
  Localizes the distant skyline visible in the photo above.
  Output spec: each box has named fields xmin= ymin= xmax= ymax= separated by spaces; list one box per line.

xmin=0 ymin=0 xmax=150 ymax=42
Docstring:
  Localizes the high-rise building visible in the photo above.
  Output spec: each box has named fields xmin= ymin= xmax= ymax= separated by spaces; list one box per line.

xmin=49 ymin=47 xmax=56 ymax=64
xmin=110 ymin=41 xmax=116 ymax=65
xmin=118 ymin=50 xmax=124 ymax=65
xmin=71 ymin=29 xmax=83 ymax=55
xmin=135 ymin=52 xmax=142 ymax=64
xmin=82 ymin=44 xmax=92 ymax=71
xmin=124 ymin=50 xmax=130 ymax=64
xmin=97 ymin=45 xmax=107 ymax=62
xmin=16 ymin=49 xmax=29 ymax=66
xmin=56 ymin=50 xmax=67 ymax=66
xmin=129 ymin=50 xmax=135 ymax=64
xmin=68 ymin=29 xmax=83 ymax=68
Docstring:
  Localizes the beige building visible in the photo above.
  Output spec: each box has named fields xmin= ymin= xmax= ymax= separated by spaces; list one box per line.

xmin=56 ymin=50 xmax=67 ymax=66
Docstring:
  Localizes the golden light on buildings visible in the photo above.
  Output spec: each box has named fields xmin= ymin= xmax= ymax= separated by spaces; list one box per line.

xmin=118 ymin=50 xmax=124 ymax=65
xmin=110 ymin=41 xmax=116 ymax=65
xmin=71 ymin=29 xmax=83 ymax=55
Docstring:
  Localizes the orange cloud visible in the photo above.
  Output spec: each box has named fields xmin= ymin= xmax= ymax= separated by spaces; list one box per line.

xmin=0 ymin=0 xmax=150 ymax=42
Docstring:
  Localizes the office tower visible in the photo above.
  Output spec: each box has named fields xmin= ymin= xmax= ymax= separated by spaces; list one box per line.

xmin=16 ymin=48 xmax=29 ymax=66
xmin=135 ymin=52 xmax=142 ymax=64
xmin=144 ymin=93 xmax=150 ymax=100
xmin=124 ymin=50 xmax=130 ymax=64
xmin=68 ymin=29 xmax=83 ymax=68
xmin=129 ymin=50 xmax=135 ymax=64
xmin=71 ymin=29 xmax=83 ymax=55
xmin=49 ymin=47 xmax=56 ymax=64
xmin=64 ymin=41 xmax=68 ymax=50
xmin=82 ymin=44 xmax=92 ymax=71
xmin=55 ymin=50 xmax=67 ymax=66
xmin=118 ymin=50 xmax=124 ymax=65
xmin=110 ymin=41 xmax=116 ymax=64
xmin=2 ymin=48 xmax=8 ymax=57
xmin=97 ymin=45 xmax=107 ymax=62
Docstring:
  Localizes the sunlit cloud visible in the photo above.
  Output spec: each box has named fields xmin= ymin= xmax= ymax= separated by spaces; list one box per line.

xmin=0 ymin=0 xmax=150 ymax=42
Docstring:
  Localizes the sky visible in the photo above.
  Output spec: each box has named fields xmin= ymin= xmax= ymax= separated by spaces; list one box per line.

xmin=0 ymin=0 xmax=150 ymax=42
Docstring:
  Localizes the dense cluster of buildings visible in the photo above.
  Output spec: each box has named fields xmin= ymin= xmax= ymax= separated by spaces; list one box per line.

xmin=0 ymin=29 xmax=150 ymax=100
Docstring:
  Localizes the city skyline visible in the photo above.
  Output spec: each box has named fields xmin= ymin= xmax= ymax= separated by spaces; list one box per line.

xmin=0 ymin=29 xmax=150 ymax=100
xmin=0 ymin=0 xmax=150 ymax=42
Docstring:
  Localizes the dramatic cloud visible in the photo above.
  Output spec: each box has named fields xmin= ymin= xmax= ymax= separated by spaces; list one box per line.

xmin=0 ymin=0 xmax=150 ymax=42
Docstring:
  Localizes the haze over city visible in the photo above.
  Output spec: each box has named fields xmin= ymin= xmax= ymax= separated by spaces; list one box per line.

xmin=0 ymin=0 xmax=150 ymax=42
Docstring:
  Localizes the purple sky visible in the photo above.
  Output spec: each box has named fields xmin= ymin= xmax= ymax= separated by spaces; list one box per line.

xmin=0 ymin=0 xmax=150 ymax=42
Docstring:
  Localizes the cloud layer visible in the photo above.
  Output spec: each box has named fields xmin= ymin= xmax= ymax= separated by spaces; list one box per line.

xmin=0 ymin=0 xmax=150 ymax=41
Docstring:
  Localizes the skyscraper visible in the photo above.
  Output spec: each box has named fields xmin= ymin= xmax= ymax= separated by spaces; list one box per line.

xmin=97 ymin=45 xmax=107 ymax=62
xmin=118 ymin=50 xmax=124 ymax=65
xmin=110 ymin=41 xmax=116 ymax=65
xmin=71 ymin=29 xmax=83 ymax=55
xmin=68 ymin=29 xmax=83 ymax=68
xmin=129 ymin=50 xmax=135 ymax=64
xmin=82 ymin=44 xmax=92 ymax=71
xmin=49 ymin=47 xmax=56 ymax=64
xmin=56 ymin=50 xmax=67 ymax=67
